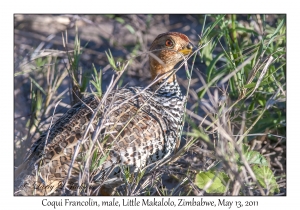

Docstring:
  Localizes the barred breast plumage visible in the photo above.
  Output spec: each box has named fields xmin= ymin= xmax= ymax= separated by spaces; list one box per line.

xmin=14 ymin=32 xmax=193 ymax=196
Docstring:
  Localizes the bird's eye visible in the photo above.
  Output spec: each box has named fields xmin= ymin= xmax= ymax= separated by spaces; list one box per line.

xmin=165 ymin=39 xmax=173 ymax=47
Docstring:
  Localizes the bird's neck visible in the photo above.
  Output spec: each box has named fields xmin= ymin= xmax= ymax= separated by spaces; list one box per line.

xmin=150 ymin=57 xmax=176 ymax=83
xmin=149 ymin=59 xmax=183 ymax=99
xmin=152 ymin=77 xmax=183 ymax=99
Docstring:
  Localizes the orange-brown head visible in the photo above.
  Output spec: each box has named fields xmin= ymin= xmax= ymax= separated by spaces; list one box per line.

xmin=149 ymin=32 xmax=193 ymax=83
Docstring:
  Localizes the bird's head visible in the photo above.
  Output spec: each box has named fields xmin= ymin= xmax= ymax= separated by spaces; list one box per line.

xmin=149 ymin=32 xmax=193 ymax=83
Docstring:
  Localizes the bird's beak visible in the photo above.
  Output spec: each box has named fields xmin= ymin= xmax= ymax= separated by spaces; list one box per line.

xmin=178 ymin=43 xmax=193 ymax=56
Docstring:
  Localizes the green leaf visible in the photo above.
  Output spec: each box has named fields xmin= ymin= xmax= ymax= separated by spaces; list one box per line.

xmin=125 ymin=24 xmax=135 ymax=34
xmin=241 ymin=143 xmax=250 ymax=153
xmin=122 ymin=165 xmax=132 ymax=180
xmin=98 ymin=154 xmax=108 ymax=168
xmin=90 ymin=149 xmax=109 ymax=172
xmin=244 ymin=151 xmax=268 ymax=166
xmin=207 ymin=52 xmax=224 ymax=82
xmin=194 ymin=171 xmax=229 ymax=193
xmin=235 ymin=26 xmax=259 ymax=36
xmin=29 ymin=76 xmax=46 ymax=95
xmin=252 ymin=165 xmax=279 ymax=194
xmin=237 ymin=144 xmax=268 ymax=166
xmin=265 ymin=19 xmax=285 ymax=48
xmin=90 ymin=64 xmax=102 ymax=97
xmin=201 ymin=41 xmax=213 ymax=67
xmin=79 ymin=72 xmax=89 ymax=93
xmin=243 ymin=82 xmax=256 ymax=88
xmin=185 ymin=128 xmax=210 ymax=142
xmin=105 ymin=49 xmax=118 ymax=71
xmin=115 ymin=17 xmax=125 ymax=24
xmin=136 ymin=169 xmax=146 ymax=184
xmin=202 ymin=15 xmax=225 ymax=41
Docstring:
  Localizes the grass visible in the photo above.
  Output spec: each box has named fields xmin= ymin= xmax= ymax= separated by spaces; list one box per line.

xmin=185 ymin=14 xmax=286 ymax=195
xmin=14 ymin=14 xmax=286 ymax=196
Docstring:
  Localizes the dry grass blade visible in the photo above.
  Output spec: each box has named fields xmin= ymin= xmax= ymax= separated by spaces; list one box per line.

xmin=247 ymin=55 xmax=274 ymax=99
xmin=219 ymin=53 xmax=256 ymax=86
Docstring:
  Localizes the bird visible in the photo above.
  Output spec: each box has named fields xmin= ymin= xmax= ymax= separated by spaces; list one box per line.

xmin=14 ymin=32 xmax=193 ymax=196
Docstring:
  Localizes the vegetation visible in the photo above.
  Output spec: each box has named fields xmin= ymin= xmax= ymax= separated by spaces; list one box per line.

xmin=14 ymin=14 xmax=285 ymax=195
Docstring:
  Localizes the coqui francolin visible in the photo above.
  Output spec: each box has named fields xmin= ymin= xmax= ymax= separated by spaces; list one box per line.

xmin=14 ymin=32 xmax=193 ymax=196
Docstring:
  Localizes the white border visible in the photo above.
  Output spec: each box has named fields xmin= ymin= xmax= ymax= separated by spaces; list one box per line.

xmin=4 ymin=1 xmax=296 ymax=209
